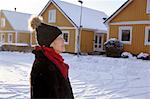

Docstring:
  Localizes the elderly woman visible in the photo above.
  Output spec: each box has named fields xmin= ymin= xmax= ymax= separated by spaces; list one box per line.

xmin=29 ymin=17 xmax=74 ymax=98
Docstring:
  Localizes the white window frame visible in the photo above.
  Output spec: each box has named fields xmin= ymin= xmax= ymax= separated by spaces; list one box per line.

xmin=0 ymin=33 xmax=5 ymax=43
xmin=8 ymin=33 xmax=13 ymax=43
xmin=48 ymin=9 xmax=56 ymax=23
xmin=1 ymin=18 xmax=5 ymax=28
xmin=62 ymin=31 xmax=69 ymax=45
xmin=145 ymin=26 xmax=150 ymax=45
xmin=119 ymin=26 xmax=132 ymax=44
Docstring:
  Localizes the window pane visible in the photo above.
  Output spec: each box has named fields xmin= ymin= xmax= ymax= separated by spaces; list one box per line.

xmin=2 ymin=34 xmax=5 ymax=42
xmin=95 ymin=45 xmax=97 ymax=48
xmin=63 ymin=33 xmax=68 ymax=43
xmin=148 ymin=30 xmax=150 ymax=42
xmin=48 ymin=10 xmax=56 ymax=23
xmin=99 ymin=36 xmax=102 ymax=44
xmin=95 ymin=35 xmax=97 ymax=43
xmin=8 ymin=35 xmax=12 ymax=43
xmin=122 ymin=30 xmax=130 ymax=41
xmin=1 ymin=18 xmax=5 ymax=27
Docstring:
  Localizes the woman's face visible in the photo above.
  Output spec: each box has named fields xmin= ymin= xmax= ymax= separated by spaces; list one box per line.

xmin=51 ymin=35 xmax=65 ymax=53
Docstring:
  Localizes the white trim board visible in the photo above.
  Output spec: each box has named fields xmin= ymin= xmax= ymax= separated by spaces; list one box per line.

xmin=0 ymin=31 xmax=15 ymax=33
xmin=58 ymin=27 xmax=76 ymax=29
xmin=0 ymin=30 xmax=31 ymax=33
xmin=2 ymin=43 xmax=29 ymax=46
xmin=110 ymin=21 xmax=150 ymax=25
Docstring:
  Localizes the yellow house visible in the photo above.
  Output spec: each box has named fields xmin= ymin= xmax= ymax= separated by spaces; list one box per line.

xmin=0 ymin=10 xmax=32 ymax=51
xmin=105 ymin=0 xmax=150 ymax=55
xmin=32 ymin=0 xmax=108 ymax=54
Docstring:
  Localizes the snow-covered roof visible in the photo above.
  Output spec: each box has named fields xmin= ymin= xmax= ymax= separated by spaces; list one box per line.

xmin=40 ymin=0 xmax=108 ymax=32
xmin=2 ymin=10 xmax=32 ymax=32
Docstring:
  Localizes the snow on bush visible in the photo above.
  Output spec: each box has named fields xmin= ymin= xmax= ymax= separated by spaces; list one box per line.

xmin=104 ymin=38 xmax=118 ymax=45
xmin=104 ymin=38 xmax=123 ymax=57
xmin=121 ymin=52 xmax=133 ymax=58
xmin=104 ymin=38 xmax=123 ymax=48
xmin=137 ymin=52 xmax=150 ymax=60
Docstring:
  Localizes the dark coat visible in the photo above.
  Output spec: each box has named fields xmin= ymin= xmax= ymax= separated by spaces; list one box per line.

xmin=30 ymin=50 xmax=74 ymax=99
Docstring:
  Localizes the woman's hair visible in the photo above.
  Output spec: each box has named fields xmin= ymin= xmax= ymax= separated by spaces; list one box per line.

xmin=28 ymin=16 xmax=43 ymax=31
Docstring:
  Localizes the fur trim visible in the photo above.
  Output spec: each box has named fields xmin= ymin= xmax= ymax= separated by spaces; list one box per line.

xmin=28 ymin=15 xmax=43 ymax=31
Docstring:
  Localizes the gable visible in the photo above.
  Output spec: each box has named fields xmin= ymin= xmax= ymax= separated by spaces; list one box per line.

xmin=0 ymin=11 xmax=14 ymax=31
xmin=2 ymin=10 xmax=31 ymax=32
xmin=40 ymin=0 xmax=107 ymax=31
xmin=41 ymin=2 xmax=75 ymax=27
xmin=110 ymin=0 xmax=149 ymax=23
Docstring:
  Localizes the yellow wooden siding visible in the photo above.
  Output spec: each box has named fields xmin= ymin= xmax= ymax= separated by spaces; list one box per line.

xmin=80 ymin=30 xmax=94 ymax=53
xmin=17 ymin=33 xmax=30 ymax=44
xmin=103 ymin=34 xmax=107 ymax=44
xmin=62 ymin=29 xmax=75 ymax=53
xmin=11 ymin=33 xmax=15 ymax=43
xmin=41 ymin=3 xmax=74 ymax=27
xmin=0 ymin=12 xmax=14 ymax=31
xmin=111 ymin=0 xmax=150 ymax=23
xmin=31 ymin=31 xmax=37 ymax=45
xmin=109 ymin=24 xmax=150 ymax=54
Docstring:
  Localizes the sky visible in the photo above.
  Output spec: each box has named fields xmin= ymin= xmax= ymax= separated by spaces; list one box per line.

xmin=0 ymin=0 xmax=127 ymax=16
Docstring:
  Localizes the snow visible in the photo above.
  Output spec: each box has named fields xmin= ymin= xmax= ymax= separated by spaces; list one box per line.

xmin=137 ymin=52 xmax=149 ymax=59
xmin=121 ymin=52 xmax=134 ymax=59
xmin=48 ymin=0 xmax=108 ymax=32
xmin=104 ymin=38 xmax=118 ymax=45
xmin=2 ymin=10 xmax=31 ymax=32
xmin=0 ymin=52 xmax=150 ymax=99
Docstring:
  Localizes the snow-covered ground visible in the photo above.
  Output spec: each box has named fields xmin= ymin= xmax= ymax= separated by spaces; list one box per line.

xmin=0 ymin=51 xmax=150 ymax=99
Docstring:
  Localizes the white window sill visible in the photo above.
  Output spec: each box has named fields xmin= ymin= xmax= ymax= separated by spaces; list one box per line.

xmin=120 ymin=41 xmax=132 ymax=45
xmin=144 ymin=42 xmax=150 ymax=45
xmin=64 ymin=42 xmax=69 ymax=45
xmin=48 ymin=21 xmax=56 ymax=23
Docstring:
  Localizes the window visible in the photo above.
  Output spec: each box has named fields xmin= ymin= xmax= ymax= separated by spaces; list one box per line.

xmin=147 ymin=0 xmax=150 ymax=14
xmin=48 ymin=9 xmax=56 ymax=23
xmin=8 ymin=33 xmax=13 ymax=43
xmin=1 ymin=18 xmax=5 ymax=28
xmin=0 ymin=33 xmax=5 ymax=43
xmin=62 ymin=31 xmax=69 ymax=44
xmin=119 ymin=26 xmax=132 ymax=44
xmin=145 ymin=26 xmax=150 ymax=45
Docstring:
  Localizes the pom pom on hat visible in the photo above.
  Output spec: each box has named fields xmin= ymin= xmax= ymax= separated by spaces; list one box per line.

xmin=29 ymin=16 xmax=43 ymax=31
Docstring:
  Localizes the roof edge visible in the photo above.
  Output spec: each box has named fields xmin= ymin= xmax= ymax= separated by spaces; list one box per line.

xmin=104 ymin=0 xmax=133 ymax=24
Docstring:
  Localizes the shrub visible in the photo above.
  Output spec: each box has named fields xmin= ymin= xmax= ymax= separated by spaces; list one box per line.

xmin=104 ymin=38 xmax=123 ymax=57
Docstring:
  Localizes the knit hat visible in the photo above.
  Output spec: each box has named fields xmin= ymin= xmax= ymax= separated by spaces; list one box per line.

xmin=29 ymin=16 xmax=62 ymax=47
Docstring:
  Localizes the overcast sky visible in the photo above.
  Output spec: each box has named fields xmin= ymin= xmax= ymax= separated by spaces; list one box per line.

xmin=0 ymin=0 xmax=126 ymax=16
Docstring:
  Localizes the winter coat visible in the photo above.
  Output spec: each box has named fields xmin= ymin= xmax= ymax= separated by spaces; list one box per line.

xmin=30 ymin=49 xmax=74 ymax=99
